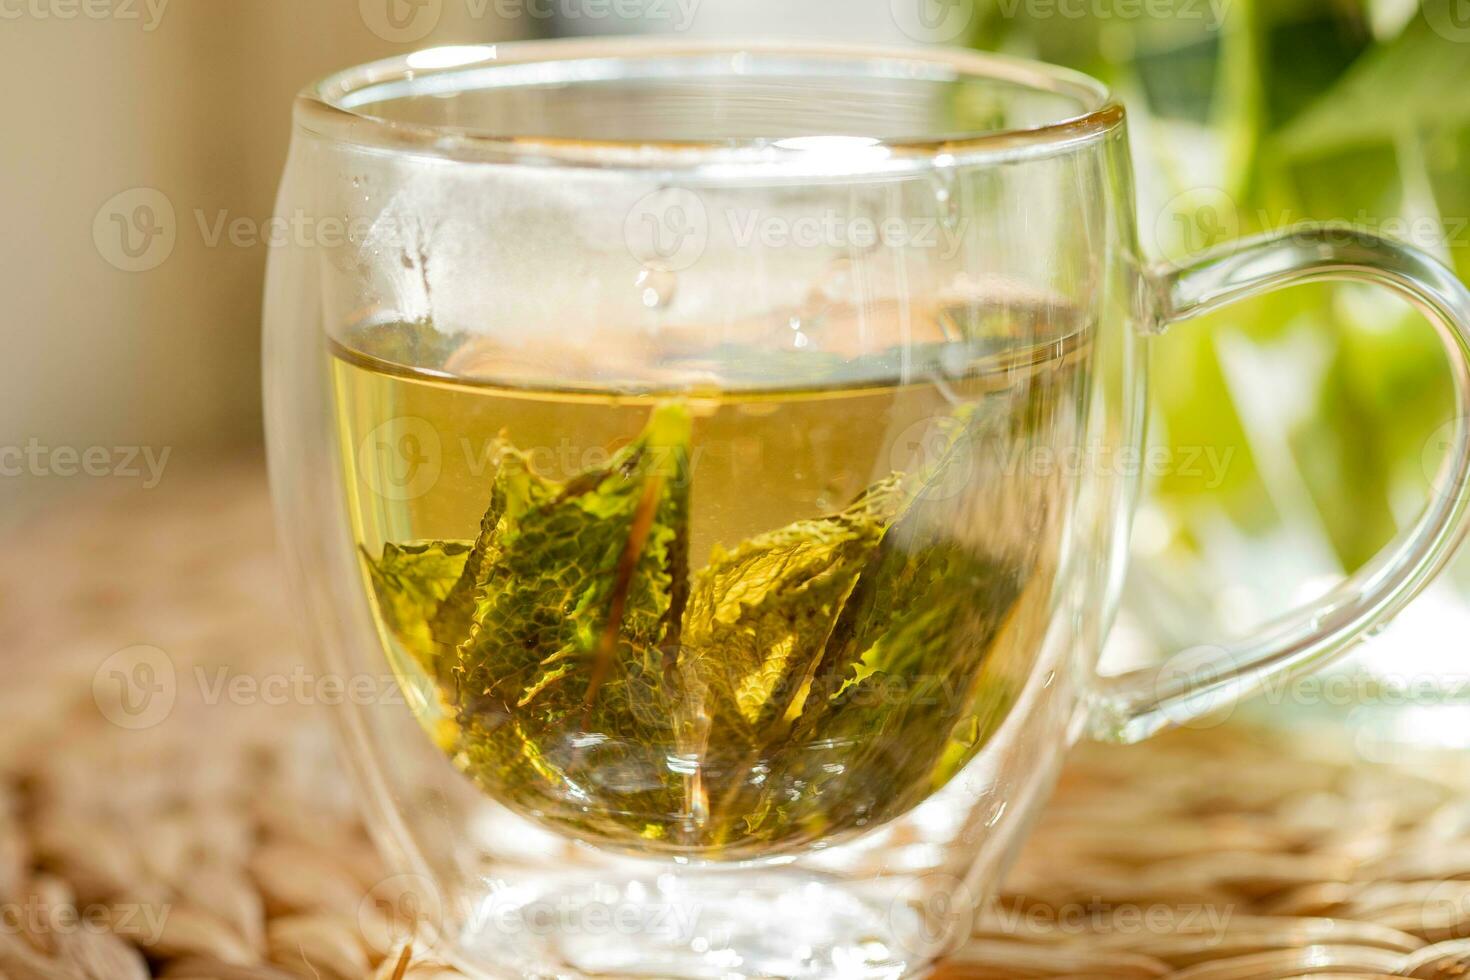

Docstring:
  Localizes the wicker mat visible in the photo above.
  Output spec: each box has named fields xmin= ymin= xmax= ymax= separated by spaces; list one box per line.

xmin=5 ymin=457 xmax=1470 ymax=979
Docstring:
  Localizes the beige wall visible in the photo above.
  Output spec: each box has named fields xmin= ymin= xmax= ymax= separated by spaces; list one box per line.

xmin=1 ymin=0 xmax=893 ymax=519
xmin=1 ymin=1 xmax=530 ymax=516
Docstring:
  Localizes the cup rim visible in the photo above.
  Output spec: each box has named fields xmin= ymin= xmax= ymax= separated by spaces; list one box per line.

xmin=299 ymin=37 xmax=1123 ymax=175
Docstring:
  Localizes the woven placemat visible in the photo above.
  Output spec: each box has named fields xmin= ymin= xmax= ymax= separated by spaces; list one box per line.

xmin=4 ymin=457 xmax=1470 ymax=980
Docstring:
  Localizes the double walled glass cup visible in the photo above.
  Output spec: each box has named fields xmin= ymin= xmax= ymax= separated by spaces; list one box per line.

xmin=264 ymin=40 xmax=1470 ymax=979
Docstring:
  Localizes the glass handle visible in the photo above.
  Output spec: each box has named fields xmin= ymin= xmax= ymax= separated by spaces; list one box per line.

xmin=1090 ymin=226 xmax=1470 ymax=743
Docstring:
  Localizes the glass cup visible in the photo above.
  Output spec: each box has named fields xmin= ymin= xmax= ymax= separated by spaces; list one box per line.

xmin=263 ymin=39 xmax=1470 ymax=979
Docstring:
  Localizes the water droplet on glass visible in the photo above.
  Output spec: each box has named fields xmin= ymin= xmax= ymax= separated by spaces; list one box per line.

xmin=783 ymin=313 xmax=813 ymax=351
xmin=931 ymin=165 xmax=962 ymax=231
xmin=635 ymin=266 xmax=676 ymax=309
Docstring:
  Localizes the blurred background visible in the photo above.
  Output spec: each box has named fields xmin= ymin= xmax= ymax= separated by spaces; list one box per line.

xmin=5 ymin=0 xmax=1469 ymax=744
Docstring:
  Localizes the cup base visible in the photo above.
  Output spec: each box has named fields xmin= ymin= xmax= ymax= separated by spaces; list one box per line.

xmin=459 ymin=866 xmax=928 ymax=979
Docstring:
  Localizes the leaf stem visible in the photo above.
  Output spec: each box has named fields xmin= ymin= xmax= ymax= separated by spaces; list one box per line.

xmin=580 ymin=472 xmax=665 ymax=729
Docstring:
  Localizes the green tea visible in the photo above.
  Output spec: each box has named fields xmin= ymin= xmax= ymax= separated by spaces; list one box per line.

xmin=332 ymin=318 xmax=1084 ymax=859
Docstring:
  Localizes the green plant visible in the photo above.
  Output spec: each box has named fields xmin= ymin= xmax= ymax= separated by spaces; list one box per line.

xmin=973 ymin=0 xmax=1470 ymax=608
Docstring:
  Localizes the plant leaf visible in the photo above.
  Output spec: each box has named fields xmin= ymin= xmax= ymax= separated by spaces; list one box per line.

xmin=451 ymin=403 xmax=694 ymax=839
xmin=753 ymin=409 xmax=1026 ymax=840
xmin=1275 ymin=1 xmax=1470 ymax=157
xmin=674 ymin=476 xmax=907 ymax=803
xmin=371 ymin=400 xmax=1035 ymax=854
xmin=428 ymin=434 xmax=550 ymax=650
xmin=362 ymin=541 xmax=472 ymax=677
xmin=773 ymin=538 xmax=1022 ymax=836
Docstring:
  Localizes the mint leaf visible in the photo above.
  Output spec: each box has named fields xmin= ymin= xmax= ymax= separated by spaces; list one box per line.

xmin=771 ymin=540 xmax=1021 ymax=838
xmin=372 ymin=401 xmax=1028 ymax=854
xmin=451 ymin=404 xmax=694 ymax=840
xmin=362 ymin=541 xmax=472 ymax=678
xmin=751 ymin=409 xmax=1025 ymax=842
xmin=678 ymin=476 xmax=905 ymax=746
xmin=428 ymin=435 xmax=554 ymax=652
xmin=673 ymin=476 xmax=908 ymax=841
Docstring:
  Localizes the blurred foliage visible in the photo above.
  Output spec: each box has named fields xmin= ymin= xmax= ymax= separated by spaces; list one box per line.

xmin=970 ymin=0 xmax=1470 ymax=585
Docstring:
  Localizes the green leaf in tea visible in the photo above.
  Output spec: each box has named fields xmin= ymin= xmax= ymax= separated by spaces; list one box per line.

xmin=450 ymin=403 xmax=694 ymax=840
xmin=754 ymin=409 xmax=1025 ymax=839
xmin=767 ymin=539 xmax=1021 ymax=837
xmin=366 ymin=399 xmax=1032 ymax=855
xmin=362 ymin=541 xmax=472 ymax=678
xmin=428 ymin=435 xmax=551 ymax=654
xmin=674 ymin=475 xmax=907 ymax=827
